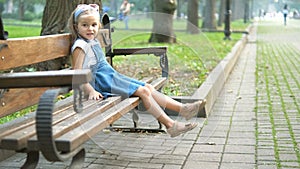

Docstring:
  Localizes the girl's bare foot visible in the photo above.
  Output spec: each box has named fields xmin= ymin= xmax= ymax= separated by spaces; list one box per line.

xmin=167 ymin=121 xmax=198 ymax=138
xmin=180 ymin=99 xmax=206 ymax=120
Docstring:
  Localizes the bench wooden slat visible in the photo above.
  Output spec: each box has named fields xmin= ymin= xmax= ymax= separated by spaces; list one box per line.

xmin=0 ymin=96 xmax=75 ymax=139
xmin=0 ymin=88 xmax=47 ymax=118
xmin=151 ymin=77 xmax=167 ymax=90
xmin=140 ymin=77 xmax=153 ymax=84
xmin=0 ymin=98 xmax=100 ymax=150
xmin=0 ymin=100 xmax=75 ymax=143
xmin=0 ymin=88 xmax=77 ymax=119
xmin=26 ymin=96 xmax=121 ymax=151
xmin=0 ymin=69 xmax=92 ymax=88
xmin=0 ymin=69 xmax=91 ymax=117
xmin=55 ymin=97 xmax=139 ymax=152
xmin=0 ymin=106 xmax=74 ymax=150
xmin=0 ymin=34 xmax=71 ymax=71
xmin=0 ymin=30 xmax=110 ymax=71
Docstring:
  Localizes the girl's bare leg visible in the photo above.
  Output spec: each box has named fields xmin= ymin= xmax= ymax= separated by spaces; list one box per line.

xmin=133 ymin=86 xmax=198 ymax=137
xmin=145 ymin=84 xmax=182 ymax=112
xmin=133 ymin=86 xmax=174 ymax=128
xmin=145 ymin=84 xmax=206 ymax=120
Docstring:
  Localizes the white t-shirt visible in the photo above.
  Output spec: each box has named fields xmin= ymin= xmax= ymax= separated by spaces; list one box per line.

xmin=71 ymin=39 xmax=98 ymax=69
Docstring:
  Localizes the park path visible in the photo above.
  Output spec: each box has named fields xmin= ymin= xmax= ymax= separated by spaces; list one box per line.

xmin=255 ymin=19 xmax=300 ymax=168
xmin=184 ymin=19 xmax=300 ymax=169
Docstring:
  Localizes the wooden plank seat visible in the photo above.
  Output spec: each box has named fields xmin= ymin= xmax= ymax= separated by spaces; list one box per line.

xmin=0 ymin=76 xmax=166 ymax=168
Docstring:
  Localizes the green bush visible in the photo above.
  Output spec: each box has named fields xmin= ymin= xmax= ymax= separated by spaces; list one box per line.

xmin=23 ymin=11 xmax=35 ymax=21
xmin=2 ymin=13 xmax=18 ymax=19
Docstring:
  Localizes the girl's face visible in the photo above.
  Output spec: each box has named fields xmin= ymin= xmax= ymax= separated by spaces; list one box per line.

xmin=77 ymin=14 xmax=100 ymax=40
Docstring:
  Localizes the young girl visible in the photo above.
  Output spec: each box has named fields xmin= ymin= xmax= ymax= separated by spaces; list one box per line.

xmin=68 ymin=4 xmax=206 ymax=138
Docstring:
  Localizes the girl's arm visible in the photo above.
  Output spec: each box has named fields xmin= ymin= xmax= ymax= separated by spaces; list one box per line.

xmin=72 ymin=47 xmax=103 ymax=100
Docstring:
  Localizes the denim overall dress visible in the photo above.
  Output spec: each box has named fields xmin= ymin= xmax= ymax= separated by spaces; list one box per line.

xmin=72 ymin=38 xmax=145 ymax=98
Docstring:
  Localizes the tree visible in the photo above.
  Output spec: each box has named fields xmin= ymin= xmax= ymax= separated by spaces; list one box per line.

xmin=37 ymin=0 xmax=102 ymax=70
xmin=201 ymin=0 xmax=216 ymax=29
xmin=149 ymin=0 xmax=177 ymax=43
xmin=18 ymin=0 xmax=24 ymax=20
xmin=218 ymin=0 xmax=225 ymax=27
xmin=244 ymin=0 xmax=250 ymax=23
xmin=187 ymin=0 xmax=199 ymax=34
xmin=231 ymin=0 xmax=244 ymax=21
xmin=176 ymin=0 xmax=182 ymax=19
xmin=41 ymin=1 xmax=76 ymax=35
xmin=6 ymin=0 xmax=13 ymax=14
xmin=0 ymin=0 xmax=5 ymax=16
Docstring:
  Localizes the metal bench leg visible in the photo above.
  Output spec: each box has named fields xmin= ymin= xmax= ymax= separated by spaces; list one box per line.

xmin=158 ymin=121 xmax=163 ymax=130
xmin=132 ymin=109 xmax=139 ymax=128
xmin=159 ymin=53 xmax=169 ymax=78
xmin=21 ymin=151 xmax=39 ymax=169
xmin=69 ymin=149 xmax=86 ymax=169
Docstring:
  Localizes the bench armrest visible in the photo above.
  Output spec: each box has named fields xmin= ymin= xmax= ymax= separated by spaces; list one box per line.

xmin=0 ymin=69 xmax=92 ymax=89
xmin=110 ymin=47 xmax=169 ymax=78
xmin=36 ymin=88 xmax=85 ymax=164
xmin=112 ymin=47 xmax=167 ymax=56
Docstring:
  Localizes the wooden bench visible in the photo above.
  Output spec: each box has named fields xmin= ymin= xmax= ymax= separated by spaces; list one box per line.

xmin=0 ymin=14 xmax=168 ymax=168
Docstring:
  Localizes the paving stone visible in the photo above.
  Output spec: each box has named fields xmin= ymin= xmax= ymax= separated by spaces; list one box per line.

xmin=184 ymin=161 xmax=219 ymax=169
xmin=127 ymin=161 xmax=163 ymax=168
xmin=257 ymin=164 xmax=277 ymax=169
xmin=192 ymin=144 xmax=224 ymax=153
xmin=162 ymin=164 xmax=182 ymax=169
xmin=188 ymin=152 xmax=222 ymax=162
xmin=220 ymin=162 xmax=255 ymax=169
xmin=222 ymin=153 xmax=255 ymax=164
xmin=224 ymin=145 xmax=255 ymax=154
xmin=196 ymin=136 xmax=227 ymax=145
xmin=226 ymin=137 xmax=256 ymax=146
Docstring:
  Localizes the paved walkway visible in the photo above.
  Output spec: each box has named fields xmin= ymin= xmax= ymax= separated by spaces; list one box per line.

xmin=192 ymin=19 xmax=300 ymax=169
xmin=191 ymin=19 xmax=300 ymax=169
xmin=1 ymin=19 xmax=300 ymax=169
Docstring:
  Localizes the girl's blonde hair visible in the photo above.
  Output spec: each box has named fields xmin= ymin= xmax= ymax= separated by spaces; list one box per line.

xmin=68 ymin=4 xmax=101 ymax=44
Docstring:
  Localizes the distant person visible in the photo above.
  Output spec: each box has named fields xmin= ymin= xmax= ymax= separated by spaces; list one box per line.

xmin=283 ymin=4 xmax=288 ymax=25
xmin=119 ymin=0 xmax=131 ymax=29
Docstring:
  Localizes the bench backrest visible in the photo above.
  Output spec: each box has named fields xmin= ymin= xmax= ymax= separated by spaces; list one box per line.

xmin=0 ymin=29 xmax=110 ymax=118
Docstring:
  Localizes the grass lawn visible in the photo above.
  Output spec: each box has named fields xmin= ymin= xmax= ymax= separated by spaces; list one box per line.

xmin=0 ymin=18 xmax=250 ymax=124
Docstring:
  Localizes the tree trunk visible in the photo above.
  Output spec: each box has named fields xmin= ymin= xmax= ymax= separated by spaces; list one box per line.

xmin=0 ymin=2 xmax=4 ymax=17
xmin=218 ymin=0 xmax=225 ymax=27
xmin=6 ymin=0 xmax=13 ymax=14
xmin=176 ymin=0 xmax=181 ymax=19
xmin=149 ymin=0 xmax=177 ymax=43
xmin=186 ymin=0 xmax=199 ymax=34
xmin=201 ymin=0 xmax=216 ymax=30
xmin=244 ymin=0 xmax=249 ymax=23
xmin=231 ymin=0 xmax=244 ymax=21
xmin=37 ymin=0 xmax=102 ymax=71
xmin=41 ymin=0 xmax=102 ymax=35
xmin=18 ymin=0 xmax=25 ymax=21
xmin=41 ymin=1 xmax=76 ymax=35
xmin=109 ymin=0 xmax=118 ymax=16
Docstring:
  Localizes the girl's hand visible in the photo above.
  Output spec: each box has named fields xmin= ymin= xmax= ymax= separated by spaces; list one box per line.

xmin=88 ymin=90 xmax=103 ymax=100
